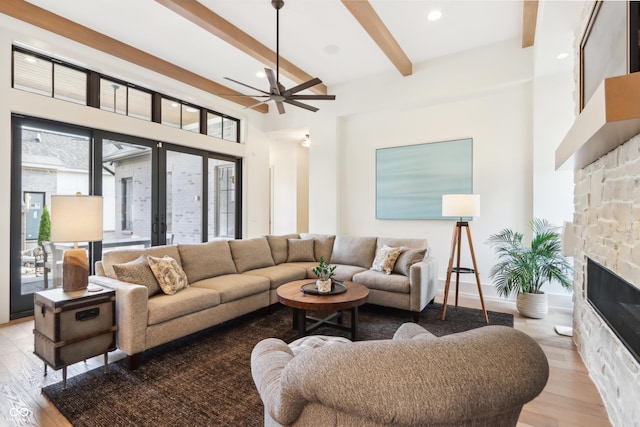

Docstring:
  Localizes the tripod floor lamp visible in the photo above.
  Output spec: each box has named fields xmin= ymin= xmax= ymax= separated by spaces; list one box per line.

xmin=441 ymin=194 xmax=488 ymax=323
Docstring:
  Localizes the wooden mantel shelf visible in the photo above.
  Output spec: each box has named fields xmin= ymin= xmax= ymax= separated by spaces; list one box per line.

xmin=556 ymin=72 xmax=640 ymax=170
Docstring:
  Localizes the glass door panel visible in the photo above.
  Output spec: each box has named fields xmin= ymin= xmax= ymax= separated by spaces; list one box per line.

xmin=166 ymin=150 xmax=202 ymax=244
xmin=11 ymin=118 xmax=91 ymax=317
xmin=208 ymin=158 xmax=236 ymax=240
xmin=101 ymin=138 xmax=153 ymax=257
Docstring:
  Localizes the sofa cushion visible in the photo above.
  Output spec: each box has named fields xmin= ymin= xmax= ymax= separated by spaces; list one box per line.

xmin=229 ymin=238 xmax=275 ymax=273
xmin=353 ymin=270 xmax=410 ymax=294
xmin=332 ymin=265 xmax=367 ymax=282
xmin=330 ymin=236 xmax=377 ymax=268
xmin=370 ymin=245 xmax=403 ymax=275
xmin=178 ymin=240 xmax=237 ymax=283
xmin=393 ymin=248 xmax=427 ymax=276
xmin=243 ymin=265 xmax=307 ymax=289
xmin=191 ymin=274 xmax=270 ymax=303
xmin=300 ymin=233 xmax=335 ymax=262
xmin=148 ymin=255 xmax=189 ymax=295
xmin=147 ymin=286 xmax=221 ymax=326
xmin=112 ymin=255 xmax=162 ymax=297
xmin=101 ymin=245 xmax=182 ymax=279
xmin=266 ymin=234 xmax=300 ymax=264
xmin=287 ymin=239 xmax=315 ymax=262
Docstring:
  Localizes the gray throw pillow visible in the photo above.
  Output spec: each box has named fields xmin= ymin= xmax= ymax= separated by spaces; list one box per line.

xmin=112 ymin=254 xmax=162 ymax=296
xmin=287 ymin=239 xmax=315 ymax=262
xmin=393 ymin=248 xmax=427 ymax=276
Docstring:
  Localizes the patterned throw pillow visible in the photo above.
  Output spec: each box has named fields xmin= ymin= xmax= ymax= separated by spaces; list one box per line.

xmin=147 ymin=255 xmax=189 ymax=295
xmin=370 ymin=245 xmax=403 ymax=275
xmin=287 ymin=239 xmax=316 ymax=262
xmin=112 ymin=254 xmax=162 ymax=297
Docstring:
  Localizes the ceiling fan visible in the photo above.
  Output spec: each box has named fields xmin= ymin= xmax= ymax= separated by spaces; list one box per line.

xmin=223 ymin=0 xmax=335 ymax=114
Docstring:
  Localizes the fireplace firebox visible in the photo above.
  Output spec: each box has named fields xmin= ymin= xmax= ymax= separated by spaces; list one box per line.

xmin=587 ymin=258 xmax=640 ymax=364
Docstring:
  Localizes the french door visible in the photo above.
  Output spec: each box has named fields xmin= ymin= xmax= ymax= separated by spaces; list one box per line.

xmin=10 ymin=116 xmax=241 ymax=318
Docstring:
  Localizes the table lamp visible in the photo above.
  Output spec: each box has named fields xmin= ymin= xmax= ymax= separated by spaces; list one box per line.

xmin=51 ymin=193 xmax=103 ymax=292
xmin=441 ymin=194 xmax=488 ymax=323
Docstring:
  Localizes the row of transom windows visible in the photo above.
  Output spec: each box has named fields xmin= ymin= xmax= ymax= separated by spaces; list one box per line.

xmin=11 ymin=46 xmax=240 ymax=143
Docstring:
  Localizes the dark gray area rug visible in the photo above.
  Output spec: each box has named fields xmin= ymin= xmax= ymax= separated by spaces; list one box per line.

xmin=42 ymin=303 xmax=513 ymax=427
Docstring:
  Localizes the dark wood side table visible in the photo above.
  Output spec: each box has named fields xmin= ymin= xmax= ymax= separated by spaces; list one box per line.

xmin=277 ymin=280 xmax=369 ymax=340
xmin=33 ymin=287 xmax=116 ymax=389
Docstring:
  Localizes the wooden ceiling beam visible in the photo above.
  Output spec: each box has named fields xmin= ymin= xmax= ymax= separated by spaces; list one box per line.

xmin=155 ymin=0 xmax=327 ymax=95
xmin=522 ymin=0 xmax=539 ymax=48
xmin=341 ymin=0 xmax=412 ymax=77
xmin=0 ymin=0 xmax=268 ymax=113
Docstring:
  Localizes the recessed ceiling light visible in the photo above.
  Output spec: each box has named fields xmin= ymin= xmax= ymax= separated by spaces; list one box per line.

xmin=427 ymin=10 xmax=442 ymax=21
xmin=557 ymin=52 xmax=569 ymax=60
xmin=171 ymin=102 xmax=179 ymax=108
xmin=256 ymin=71 xmax=266 ymax=78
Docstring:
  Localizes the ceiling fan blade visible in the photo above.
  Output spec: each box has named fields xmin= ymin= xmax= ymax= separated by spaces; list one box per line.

xmin=244 ymin=100 xmax=269 ymax=110
xmin=275 ymin=101 xmax=286 ymax=115
xmin=283 ymin=78 xmax=322 ymax=96
xmin=283 ymin=99 xmax=319 ymax=113
xmin=217 ymin=94 xmax=270 ymax=98
xmin=224 ymin=77 xmax=270 ymax=95
xmin=264 ymin=68 xmax=281 ymax=95
xmin=288 ymin=94 xmax=336 ymax=100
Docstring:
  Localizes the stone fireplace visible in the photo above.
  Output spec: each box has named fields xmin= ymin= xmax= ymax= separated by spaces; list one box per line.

xmin=570 ymin=134 xmax=640 ymax=427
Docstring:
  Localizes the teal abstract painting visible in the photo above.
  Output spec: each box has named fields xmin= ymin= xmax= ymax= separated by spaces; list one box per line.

xmin=376 ymin=138 xmax=473 ymax=219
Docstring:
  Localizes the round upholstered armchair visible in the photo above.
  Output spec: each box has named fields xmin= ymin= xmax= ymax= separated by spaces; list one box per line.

xmin=251 ymin=324 xmax=549 ymax=427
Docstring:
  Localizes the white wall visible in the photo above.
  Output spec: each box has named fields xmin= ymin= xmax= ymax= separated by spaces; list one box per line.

xmin=339 ymin=84 xmax=533 ymax=294
xmin=270 ymin=142 xmax=299 ymax=234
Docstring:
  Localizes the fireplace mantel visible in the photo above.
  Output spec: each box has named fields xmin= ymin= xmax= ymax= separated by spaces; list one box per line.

xmin=556 ymin=72 xmax=640 ymax=170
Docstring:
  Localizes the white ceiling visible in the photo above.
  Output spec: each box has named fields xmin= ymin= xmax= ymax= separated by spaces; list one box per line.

xmin=20 ymin=0 xmax=584 ymax=97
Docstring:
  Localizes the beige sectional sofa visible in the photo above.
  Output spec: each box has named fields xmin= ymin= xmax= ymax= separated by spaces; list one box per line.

xmin=89 ymin=234 xmax=437 ymax=368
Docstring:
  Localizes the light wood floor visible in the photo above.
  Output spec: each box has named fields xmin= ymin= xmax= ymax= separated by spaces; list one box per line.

xmin=0 ymin=294 xmax=612 ymax=427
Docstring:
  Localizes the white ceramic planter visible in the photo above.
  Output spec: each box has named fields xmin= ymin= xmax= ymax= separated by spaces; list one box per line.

xmin=316 ymin=279 xmax=332 ymax=293
xmin=516 ymin=292 xmax=548 ymax=319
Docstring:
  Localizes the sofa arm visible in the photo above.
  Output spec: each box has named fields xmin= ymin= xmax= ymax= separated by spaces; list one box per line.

xmin=89 ymin=275 xmax=149 ymax=356
xmin=251 ymin=338 xmax=307 ymax=425
xmin=408 ymin=256 xmax=438 ymax=313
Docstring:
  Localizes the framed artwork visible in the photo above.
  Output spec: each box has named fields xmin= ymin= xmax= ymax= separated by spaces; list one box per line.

xmin=376 ymin=138 xmax=473 ymax=220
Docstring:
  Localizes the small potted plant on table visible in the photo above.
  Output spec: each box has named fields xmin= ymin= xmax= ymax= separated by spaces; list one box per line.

xmin=312 ymin=256 xmax=336 ymax=293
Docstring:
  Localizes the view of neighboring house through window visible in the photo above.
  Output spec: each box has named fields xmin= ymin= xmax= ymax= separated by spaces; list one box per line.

xmin=18 ymin=126 xmax=91 ymax=294
xmin=209 ymin=159 xmax=236 ymax=239
xmin=121 ymin=177 xmax=133 ymax=231
xmin=166 ymin=150 xmax=202 ymax=244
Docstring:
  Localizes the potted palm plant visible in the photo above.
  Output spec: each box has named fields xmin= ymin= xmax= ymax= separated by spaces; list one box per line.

xmin=312 ymin=256 xmax=336 ymax=293
xmin=486 ymin=219 xmax=572 ymax=318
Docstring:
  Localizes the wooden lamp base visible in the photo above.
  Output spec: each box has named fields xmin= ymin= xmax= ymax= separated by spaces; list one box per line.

xmin=62 ymin=248 xmax=89 ymax=292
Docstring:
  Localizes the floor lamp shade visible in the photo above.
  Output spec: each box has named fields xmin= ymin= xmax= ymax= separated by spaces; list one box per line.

xmin=51 ymin=194 xmax=103 ymax=292
xmin=442 ymin=194 xmax=480 ymax=218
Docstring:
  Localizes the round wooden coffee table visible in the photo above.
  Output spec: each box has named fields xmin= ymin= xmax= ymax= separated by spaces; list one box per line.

xmin=277 ymin=280 xmax=369 ymax=340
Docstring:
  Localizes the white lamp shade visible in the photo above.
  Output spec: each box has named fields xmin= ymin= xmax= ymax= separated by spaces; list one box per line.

xmin=442 ymin=194 xmax=480 ymax=218
xmin=50 ymin=195 xmax=103 ymax=242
